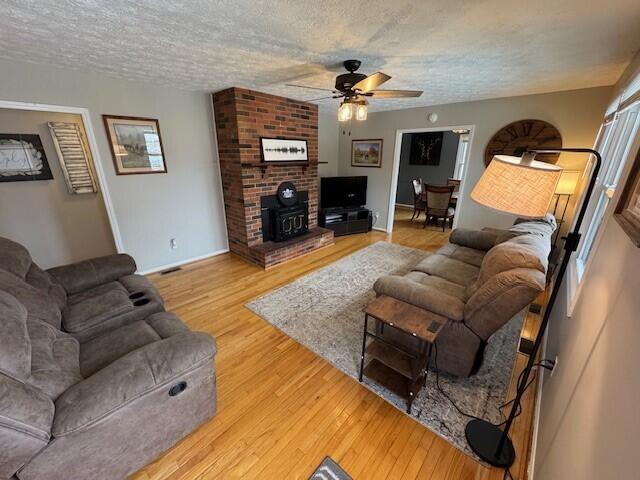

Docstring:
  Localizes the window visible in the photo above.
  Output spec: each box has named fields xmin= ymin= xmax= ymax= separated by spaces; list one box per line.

xmin=575 ymin=102 xmax=640 ymax=280
xmin=453 ymin=134 xmax=470 ymax=179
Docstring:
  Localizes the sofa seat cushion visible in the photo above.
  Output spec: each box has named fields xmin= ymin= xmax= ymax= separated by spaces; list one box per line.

xmin=413 ymin=254 xmax=480 ymax=287
xmin=25 ymin=319 xmax=82 ymax=399
xmin=79 ymin=312 xmax=189 ymax=377
xmin=436 ymin=243 xmax=486 ymax=268
xmin=63 ymin=282 xmax=133 ymax=334
xmin=0 ymin=270 xmax=62 ymax=329
xmin=403 ymin=271 xmax=467 ymax=302
xmin=0 ymin=292 xmax=31 ymax=381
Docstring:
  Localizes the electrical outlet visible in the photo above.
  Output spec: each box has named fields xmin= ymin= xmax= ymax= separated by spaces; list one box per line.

xmin=551 ymin=356 xmax=558 ymax=376
xmin=170 ymin=238 xmax=178 ymax=250
xmin=374 ymin=211 xmax=380 ymax=221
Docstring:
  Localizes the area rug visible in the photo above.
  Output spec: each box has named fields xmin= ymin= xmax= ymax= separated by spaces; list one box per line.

xmin=246 ymin=241 xmax=523 ymax=459
xmin=309 ymin=457 xmax=352 ymax=480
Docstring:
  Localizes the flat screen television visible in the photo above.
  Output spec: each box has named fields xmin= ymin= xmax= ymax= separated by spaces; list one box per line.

xmin=320 ymin=176 xmax=367 ymax=209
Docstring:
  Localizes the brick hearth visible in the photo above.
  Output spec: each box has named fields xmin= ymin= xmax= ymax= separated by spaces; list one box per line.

xmin=213 ymin=87 xmax=334 ymax=268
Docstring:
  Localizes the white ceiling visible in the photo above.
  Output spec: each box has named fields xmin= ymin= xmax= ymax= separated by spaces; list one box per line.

xmin=1 ymin=0 xmax=639 ymax=112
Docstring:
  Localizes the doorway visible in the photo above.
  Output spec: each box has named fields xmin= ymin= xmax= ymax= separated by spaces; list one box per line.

xmin=0 ymin=100 xmax=123 ymax=267
xmin=387 ymin=125 xmax=474 ymax=233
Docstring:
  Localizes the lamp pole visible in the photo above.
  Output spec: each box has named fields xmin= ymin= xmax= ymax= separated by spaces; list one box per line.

xmin=465 ymin=148 xmax=602 ymax=468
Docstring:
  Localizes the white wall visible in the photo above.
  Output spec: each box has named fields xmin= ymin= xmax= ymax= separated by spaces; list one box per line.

xmin=338 ymin=87 xmax=611 ymax=230
xmin=318 ymin=112 xmax=339 ymax=177
xmin=534 ymin=52 xmax=640 ymax=480
xmin=0 ymin=59 xmax=228 ymax=272
xmin=0 ymin=109 xmax=115 ymax=268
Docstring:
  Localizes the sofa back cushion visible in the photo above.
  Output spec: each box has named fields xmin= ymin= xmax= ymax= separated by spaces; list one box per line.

xmin=0 ymin=270 xmax=62 ymax=329
xmin=25 ymin=264 xmax=67 ymax=309
xmin=464 ymin=268 xmax=546 ymax=339
xmin=0 ymin=237 xmax=32 ymax=278
xmin=25 ymin=318 xmax=82 ymax=399
xmin=0 ymin=291 xmax=31 ymax=381
xmin=473 ymin=233 xmax=549 ymax=289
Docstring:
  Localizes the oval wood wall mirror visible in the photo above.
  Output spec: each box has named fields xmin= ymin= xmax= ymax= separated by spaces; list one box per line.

xmin=484 ymin=119 xmax=563 ymax=167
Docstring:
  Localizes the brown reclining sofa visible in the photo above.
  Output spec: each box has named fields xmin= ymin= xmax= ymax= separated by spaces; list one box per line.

xmin=0 ymin=237 xmax=217 ymax=480
xmin=373 ymin=215 xmax=555 ymax=377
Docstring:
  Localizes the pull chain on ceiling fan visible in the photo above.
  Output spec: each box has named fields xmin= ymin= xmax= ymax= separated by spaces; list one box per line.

xmin=286 ymin=59 xmax=423 ymax=121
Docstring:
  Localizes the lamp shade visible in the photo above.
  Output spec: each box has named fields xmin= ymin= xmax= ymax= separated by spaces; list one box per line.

xmin=471 ymin=155 xmax=562 ymax=218
xmin=555 ymin=170 xmax=580 ymax=195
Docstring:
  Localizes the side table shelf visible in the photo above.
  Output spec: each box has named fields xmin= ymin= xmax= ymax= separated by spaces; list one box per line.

xmin=358 ymin=295 xmax=447 ymax=414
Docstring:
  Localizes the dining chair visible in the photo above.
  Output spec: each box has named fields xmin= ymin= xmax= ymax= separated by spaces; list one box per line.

xmin=446 ymin=177 xmax=460 ymax=217
xmin=410 ymin=178 xmax=426 ymax=221
xmin=423 ymin=184 xmax=455 ymax=231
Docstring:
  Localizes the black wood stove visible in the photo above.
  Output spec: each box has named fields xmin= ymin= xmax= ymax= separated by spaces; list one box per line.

xmin=261 ymin=182 xmax=309 ymax=242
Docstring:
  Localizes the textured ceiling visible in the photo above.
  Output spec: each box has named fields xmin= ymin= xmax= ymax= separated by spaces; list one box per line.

xmin=1 ymin=0 xmax=639 ymax=112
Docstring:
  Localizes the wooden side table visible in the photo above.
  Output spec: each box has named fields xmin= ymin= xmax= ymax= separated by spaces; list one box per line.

xmin=358 ymin=295 xmax=447 ymax=414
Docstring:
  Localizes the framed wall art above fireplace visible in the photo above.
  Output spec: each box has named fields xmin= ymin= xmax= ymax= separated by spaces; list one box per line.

xmin=260 ymin=137 xmax=308 ymax=163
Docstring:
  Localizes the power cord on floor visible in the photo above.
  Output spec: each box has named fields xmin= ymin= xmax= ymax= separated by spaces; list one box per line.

xmin=432 ymin=343 xmax=554 ymax=478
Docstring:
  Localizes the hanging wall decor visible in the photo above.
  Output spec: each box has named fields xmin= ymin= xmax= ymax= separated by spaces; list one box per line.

xmin=614 ymin=147 xmax=640 ymax=247
xmin=103 ymin=115 xmax=167 ymax=175
xmin=260 ymin=138 xmax=308 ymax=163
xmin=409 ymin=132 xmax=443 ymax=165
xmin=48 ymin=122 xmax=98 ymax=194
xmin=484 ymin=119 xmax=563 ymax=167
xmin=351 ymin=139 xmax=383 ymax=167
xmin=0 ymin=133 xmax=53 ymax=182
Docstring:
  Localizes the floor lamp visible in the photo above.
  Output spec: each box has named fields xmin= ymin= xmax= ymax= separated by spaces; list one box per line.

xmin=465 ymin=148 xmax=602 ymax=468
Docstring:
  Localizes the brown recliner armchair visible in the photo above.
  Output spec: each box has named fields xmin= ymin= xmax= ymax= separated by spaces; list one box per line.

xmin=374 ymin=216 xmax=555 ymax=377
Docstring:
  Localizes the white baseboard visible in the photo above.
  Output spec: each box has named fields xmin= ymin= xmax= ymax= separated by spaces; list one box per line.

xmin=138 ymin=248 xmax=229 ymax=275
xmin=527 ymin=325 xmax=550 ymax=479
xmin=372 ymin=226 xmax=388 ymax=233
xmin=395 ymin=203 xmax=414 ymax=209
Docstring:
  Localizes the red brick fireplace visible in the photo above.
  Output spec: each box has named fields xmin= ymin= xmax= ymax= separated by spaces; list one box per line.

xmin=213 ymin=87 xmax=334 ymax=268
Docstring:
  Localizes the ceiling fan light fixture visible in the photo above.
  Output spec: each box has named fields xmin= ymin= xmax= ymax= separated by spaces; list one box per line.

xmin=355 ymin=103 xmax=368 ymax=121
xmin=338 ymin=101 xmax=353 ymax=122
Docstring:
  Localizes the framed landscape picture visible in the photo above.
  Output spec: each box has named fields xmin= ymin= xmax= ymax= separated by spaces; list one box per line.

xmin=614 ymin=147 xmax=640 ymax=247
xmin=0 ymin=133 xmax=53 ymax=182
xmin=103 ymin=115 xmax=167 ymax=175
xmin=352 ymin=139 xmax=382 ymax=168
xmin=260 ymin=138 xmax=308 ymax=163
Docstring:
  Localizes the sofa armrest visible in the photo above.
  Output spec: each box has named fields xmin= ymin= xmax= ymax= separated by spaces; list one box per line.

xmin=0 ymin=376 xmax=54 ymax=478
xmin=0 ymin=375 xmax=54 ymax=441
xmin=449 ymin=228 xmax=498 ymax=251
xmin=373 ymin=276 xmax=464 ymax=321
xmin=52 ymin=331 xmax=216 ymax=436
xmin=47 ymin=254 xmax=137 ymax=294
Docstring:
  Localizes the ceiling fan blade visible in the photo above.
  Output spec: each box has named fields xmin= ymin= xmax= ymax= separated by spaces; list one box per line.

xmin=305 ymin=96 xmax=338 ymax=102
xmin=368 ymin=89 xmax=423 ymax=98
xmin=351 ymin=72 xmax=391 ymax=93
xmin=285 ymin=83 xmax=336 ymax=93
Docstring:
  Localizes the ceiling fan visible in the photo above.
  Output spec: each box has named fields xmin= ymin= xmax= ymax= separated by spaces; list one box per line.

xmin=286 ymin=59 xmax=423 ymax=121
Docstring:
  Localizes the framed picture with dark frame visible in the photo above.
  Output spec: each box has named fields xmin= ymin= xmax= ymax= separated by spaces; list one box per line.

xmin=351 ymin=139 xmax=383 ymax=168
xmin=260 ymin=137 xmax=308 ymax=163
xmin=103 ymin=115 xmax=167 ymax=175
xmin=409 ymin=132 xmax=443 ymax=165
xmin=614 ymin=147 xmax=640 ymax=247
xmin=0 ymin=133 xmax=53 ymax=182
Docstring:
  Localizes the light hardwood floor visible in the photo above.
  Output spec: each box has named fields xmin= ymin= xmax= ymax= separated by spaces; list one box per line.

xmin=132 ymin=208 xmax=540 ymax=480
